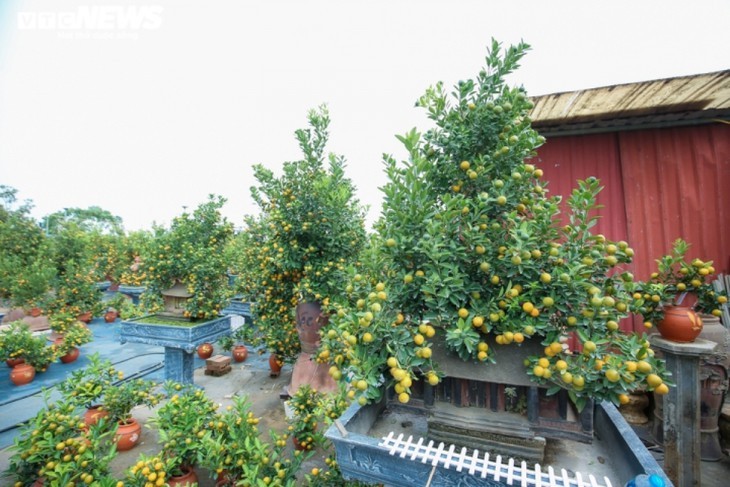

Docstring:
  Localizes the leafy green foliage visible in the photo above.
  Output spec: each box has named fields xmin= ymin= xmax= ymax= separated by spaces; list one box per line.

xmin=238 ymin=106 xmax=367 ymax=362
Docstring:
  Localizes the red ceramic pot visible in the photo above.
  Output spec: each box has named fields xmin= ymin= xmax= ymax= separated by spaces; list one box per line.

xmin=77 ymin=311 xmax=93 ymax=324
xmin=104 ymin=311 xmax=117 ymax=323
xmin=167 ymin=465 xmax=198 ymax=487
xmin=6 ymin=357 xmax=25 ymax=368
xmin=10 ymin=363 xmax=36 ymax=386
xmin=60 ymin=346 xmax=80 ymax=364
xmin=28 ymin=307 xmax=42 ymax=318
xmin=115 ymin=418 xmax=142 ymax=451
xmin=197 ymin=342 xmax=214 ymax=359
xmin=659 ymin=305 xmax=703 ymax=342
xmin=232 ymin=345 xmax=248 ymax=363
xmin=269 ymin=353 xmax=282 ymax=377
xmin=83 ymin=405 xmax=109 ymax=428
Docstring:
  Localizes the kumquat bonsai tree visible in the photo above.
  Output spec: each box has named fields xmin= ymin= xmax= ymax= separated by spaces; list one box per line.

xmin=320 ymin=40 xmax=670 ymax=411
xmin=238 ymin=106 xmax=367 ymax=364
xmin=140 ymin=195 xmax=234 ymax=320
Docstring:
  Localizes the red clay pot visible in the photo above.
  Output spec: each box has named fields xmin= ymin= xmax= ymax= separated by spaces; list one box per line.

xmin=197 ymin=342 xmax=214 ymax=359
xmin=59 ymin=346 xmax=80 ymax=364
xmin=659 ymin=305 xmax=703 ymax=342
xmin=83 ymin=405 xmax=109 ymax=428
xmin=115 ymin=418 xmax=142 ymax=451
xmin=104 ymin=311 xmax=117 ymax=323
xmin=28 ymin=307 xmax=42 ymax=318
xmin=269 ymin=353 xmax=282 ymax=377
xmin=77 ymin=311 xmax=93 ymax=324
xmin=167 ymin=465 xmax=198 ymax=487
xmin=232 ymin=345 xmax=248 ymax=363
xmin=10 ymin=363 xmax=36 ymax=386
xmin=6 ymin=357 xmax=25 ymax=368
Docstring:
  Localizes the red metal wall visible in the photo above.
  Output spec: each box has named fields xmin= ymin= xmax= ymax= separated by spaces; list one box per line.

xmin=531 ymin=123 xmax=730 ymax=334
xmin=533 ymin=123 xmax=730 ymax=280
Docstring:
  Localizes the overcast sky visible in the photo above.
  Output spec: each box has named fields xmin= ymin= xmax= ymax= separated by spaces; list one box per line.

xmin=1 ymin=0 xmax=729 ymax=231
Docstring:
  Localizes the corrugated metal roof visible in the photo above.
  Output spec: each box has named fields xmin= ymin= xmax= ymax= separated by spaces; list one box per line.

xmin=530 ymin=70 xmax=730 ymax=136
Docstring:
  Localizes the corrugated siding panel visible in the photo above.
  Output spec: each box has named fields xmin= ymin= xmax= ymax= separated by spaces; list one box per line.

xmin=620 ymin=124 xmax=730 ymax=279
xmin=532 ymin=134 xmax=638 ymax=336
xmin=532 ymin=133 xmax=629 ymax=244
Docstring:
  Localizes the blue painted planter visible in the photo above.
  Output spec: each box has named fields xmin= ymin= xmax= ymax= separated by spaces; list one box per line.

xmin=118 ymin=285 xmax=146 ymax=304
xmin=94 ymin=280 xmax=111 ymax=291
xmin=119 ymin=314 xmax=231 ymax=384
xmin=222 ymin=297 xmax=251 ymax=321
xmin=325 ymin=398 xmax=672 ymax=487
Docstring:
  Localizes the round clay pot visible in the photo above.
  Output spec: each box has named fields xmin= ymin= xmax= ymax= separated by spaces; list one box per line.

xmin=232 ymin=345 xmax=248 ymax=363
xmin=269 ymin=353 xmax=282 ymax=377
xmin=77 ymin=311 xmax=93 ymax=324
xmin=167 ymin=465 xmax=198 ymax=487
xmin=6 ymin=357 xmax=25 ymax=368
xmin=104 ymin=311 xmax=117 ymax=323
xmin=658 ymin=305 xmax=703 ymax=342
xmin=59 ymin=346 xmax=80 ymax=364
xmin=115 ymin=418 xmax=142 ymax=451
xmin=83 ymin=405 xmax=109 ymax=428
xmin=197 ymin=342 xmax=214 ymax=359
xmin=28 ymin=307 xmax=42 ymax=318
xmin=10 ymin=363 xmax=36 ymax=386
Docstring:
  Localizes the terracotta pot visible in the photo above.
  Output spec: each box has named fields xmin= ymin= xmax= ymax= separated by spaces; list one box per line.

xmin=658 ymin=305 xmax=703 ymax=342
xmin=115 ymin=418 xmax=142 ymax=451
xmin=232 ymin=345 xmax=248 ymax=363
xmin=83 ymin=405 xmax=109 ymax=427
xmin=28 ymin=307 xmax=42 ymax=318
xmin=10 ymin=363 xmax=36 ymax=386
xmin=269 ymin=353 xmax=282 ymax=377
xmin=77 ymin=311 xmax=93 ymax=324
xmin=167 ymin=465 xmax=198 ymax=487
xmin=292 ymin=436 xmax=309 ymax=451
xmin=6 ymin=357 xmax=25 ymax=368
xmin=288 ymin=301 xmax=337 ymax=394
xmin=60 ymin=346 xmax=80 ymax=364
xmin=197 ymin=342 xmax=214 ymax=359
xmin=104 ymin=311 xmax=117 ymax=323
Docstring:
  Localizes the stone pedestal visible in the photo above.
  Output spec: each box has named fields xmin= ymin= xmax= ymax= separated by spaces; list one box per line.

xmin=651 ymin=336 xmax=717 ymax=487
xmin=120 ymin=314 xmax=232 ymax=385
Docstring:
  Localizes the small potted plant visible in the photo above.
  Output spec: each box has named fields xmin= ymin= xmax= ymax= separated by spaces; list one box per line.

xmin=57 ymin=353 xmax=121 ymax=426
xmin=0 ymin=320 xmax=33 ymax=367
xmin=287 ymin=384 xmax=324 ymax=451
xmin=54 ymin=321 xmax=93 ymax=363
xmin=198 ymin=395 xmax=262 ymax=485
xmin=645 ymin=238 xmax=728 ymax=342
xmin=48 ymin=310 xmax=79 ymax=340
xmin=149 ymin=382 xmax=219 ymax=481
xmin=5 ymin=395 xmax=117 ymax=487
xmin=49 ymin=262 xmax=103 ymax=323
xmin=8 ymin=257 xmax=55 ymax=316
xmin=101 ymin=377 xmax=163 ymax=451
xmin=218 ymin=326 xmax=248 ymax=362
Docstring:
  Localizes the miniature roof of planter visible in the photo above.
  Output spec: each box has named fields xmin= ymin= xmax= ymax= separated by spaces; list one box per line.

xmin=161 ymin=282 xmax=192 ymax=298
xmin=530 ymin=69 xmax=730 ymax=135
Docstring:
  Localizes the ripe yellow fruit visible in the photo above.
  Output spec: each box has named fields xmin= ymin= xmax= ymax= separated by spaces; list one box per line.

xmin=605 ymin=369 xmax=620 ymax=383
xmin=555 ymin=360 xmax=568 ymax=371
xmin=561 ymin=372 xmax=573 ymax=384
xmin=477 ymin=342 xmax=489 ymax=352
xmin=549 ymin=342 xmax=563 ymax=354
xmin=386 ymin=238 xmax=396 ymax=247
xmin=654 ymin=383 xmax=669 ymax=395
xmin=618 ymin=394 xmax=630 ymax=405
xmin=583 ymin=341 xmax=597 ymax=353
xmin=420 ymin=347 xmax=432 ymax=359
xmin=540 ymin=272 xmax=552 ymax=283
xmin=413 ymin=334 xmax=425 ymax=345
xmin=646 ymin=374 xmax=663 ymax=388
xmin=458 ymin=308 xmax=469 ymax=319
xmin=522 ymin=302 xmax=534 ymax=313
xmin=460 ymin=160 xmax=470 ymax=171
xmin=636 ymin=360 xmax=652 ymax=374
xmin=398 ymin=392 xmax=410 ymax=404
xmin=533 ymin=365 xmax=545 ymax=377
xmin=538 ymin=357 xmax=550 ymax=368
xmin=496 ymin=195 xmax=507 ymax=205
xmin=573 ymin=375 xmax=585 ymax=388
xmin=387 ymin=357 xmax=398 ymax=368
xmin=472 ymin=316 xmax=484 ymax=327
xmin=427 ymin=372 xmax=440 ymax=386
xmin=513 ymin=332 xmax=525 ymax=343
xmin=375 ymin=282 xmax=386 ymax=292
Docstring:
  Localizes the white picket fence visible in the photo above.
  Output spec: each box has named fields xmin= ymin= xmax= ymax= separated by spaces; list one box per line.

xmin=379 ymin=432 xmax=614 ymax=487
